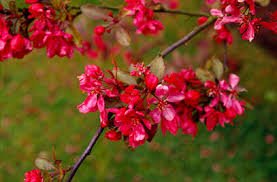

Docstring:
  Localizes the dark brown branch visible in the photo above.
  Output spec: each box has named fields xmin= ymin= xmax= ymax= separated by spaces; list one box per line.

xmin=71 ymin=5 xmax=208 ymax=17
xmin=160 ymin=18 xmax=216 ymax=58
xmin=66 ymin=127 xmax=104 ymax=182
xmin=154 ymin=9 xmax=209 ymax=17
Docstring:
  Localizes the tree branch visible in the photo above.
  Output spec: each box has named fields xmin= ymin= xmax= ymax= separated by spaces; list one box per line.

xmin=72 ymin=5 xmax=208 ymax=17
xmin=160 ymin=18 xmax=216 ymax=58
xmin=66 ymin=127 xmax=104 ymax=182
xmin=223 ymin=40 xmax=228 ymax=71
xmin=154 ymin=9 xmax=209 ymax=17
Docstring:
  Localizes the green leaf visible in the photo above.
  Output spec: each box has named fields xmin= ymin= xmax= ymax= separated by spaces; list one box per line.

xmin=112 ymin=69 xmax=137 ymax=85
xmin=1 ymin=0 xmax=10 ymax=9
xmin=35 ymin=158 xmax=56 ymax=171
xmin=205 ymin=57 xmax=224 ymax=80
xmin=255 ymin=0 xmax=270 ymax=6
xmin=149 ymin=56 xmax=165 ymax=80
xmin=80 ymin=4 xmax=112 ymax=20
xmin=195 ymin=68 xmax=215 ymax=83
xmin=211 ymin=58 xmax=224 ymax=80
xmin=115 ymin=26 xmax=131 ymax=47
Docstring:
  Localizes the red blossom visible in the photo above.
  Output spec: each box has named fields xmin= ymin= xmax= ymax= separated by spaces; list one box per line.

xmin=130 ymin=63 xmax=148 ymax=77
xmin=25 ymin=0 xmax=38 ymax=4
xmin=77 ymin=61 xmax=246 ymax=147
xmin=77 ymin=65 xmax=113 ymax=127
xmin=28 ymin=3 xmax=76 ymax=58
xmin=10 ymin=34 xmax=33 ymax=59
xmin=124 ymin=0 xmax=164 ymax=35
xmin=145 ymin=73 xmax=159 ymax=91
xmin=120 ymin=85 xmax=142 ymax=107
xmin=201 ymin=106 xmax=227 ymax=131
xmin=94 ymin=26 xmax=106 ymax=36
xmin=179 ymin=112 xmax=198 ymax=137
xmin=261 ymin=10 xmax=277 ymax=34
xmin=24 ymin=169 xmax=43 ymax=182
xmin=197 ymin=16 xmax=208 ymax=25
xmin=214 ymin=26 xmax=233 ymax=44
xmin=114 ymin=108 xmax=151 ymax=148
xmin=105 ymin=130 xmax=122 ymax=141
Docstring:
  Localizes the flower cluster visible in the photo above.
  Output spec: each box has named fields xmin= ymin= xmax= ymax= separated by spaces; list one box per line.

xmin=209 ymin=0 xmax=260 ymax=42
xmin=27 ymin=1 xmax=75 ymax=58
xmin=261 ymin=10 xmax=277 ymax=34
xmin=77 ymin=63 xmax=246 ymax=148
xmin=0 ymin=1 xmax=77 ymax=62
xmin=0 ymin=15 xmax=32 ymax=61
xmin=124 ymin=0 xmax=164 ymax=35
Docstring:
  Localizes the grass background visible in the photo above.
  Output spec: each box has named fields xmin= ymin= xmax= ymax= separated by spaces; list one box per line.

xmin=0 ymin=0 xmax=276 ymax=181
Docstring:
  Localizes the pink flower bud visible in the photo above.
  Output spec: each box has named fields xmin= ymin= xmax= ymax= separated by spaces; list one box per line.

xmin=197 ymin=16 xmax=208 ymax=25
xmin=94 ymin=26 xmax=106 ymax=36
xmin=145 ymin=73 xmax=159 ymax=91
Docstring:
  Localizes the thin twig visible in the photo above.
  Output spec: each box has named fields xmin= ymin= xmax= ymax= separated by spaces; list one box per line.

xmin=71 ymin=5 xmax=208 ymax=17
xmin=160 ymin=18 xmax=216 ymax=58
xmin=66 ymin=127 xmax=104 ymax=182
xmin=97 ymin=6 xmax=120 ymax=12
xmin=223 ymin=40 xmax=228 ymax=71
xmin=154 ymin=9 xmax=209 ymax=17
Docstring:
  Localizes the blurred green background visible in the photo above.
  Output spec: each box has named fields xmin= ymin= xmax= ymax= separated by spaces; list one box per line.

xmin=0 ymin=0 xmax=276 ymax=181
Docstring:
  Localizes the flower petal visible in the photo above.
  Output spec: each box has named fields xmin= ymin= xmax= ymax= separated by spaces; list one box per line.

xmin=150 ymin=108 xmax=161 ymax=123
xmin=229 ymin=74 xmax=240 ymax=89
xmin=162 ymin=104 xmax=176 ymax=121
xmin=155 ymin=84 xmax=169 ymax=98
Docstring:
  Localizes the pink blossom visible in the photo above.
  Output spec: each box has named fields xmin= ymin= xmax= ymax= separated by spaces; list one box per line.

xmin=179 ymin=108 xmax=198 ymax=137
xmin=130 ymin=63 xmax=148 ymax=77
xmin=150 ymin=84 xmax=179 ymax=135
xmin=77 ymin=65 xmax=109 ymax=127
xmin=29 ymin=4 xmax=75 ymax=58
xmin=124 ymin=0 xmax=164 ymax=35
xmin=219 ymin=74 xmax=246 ymax=115
xmin=210 ymin=0 xmax=260 ymax=42
xmin=136 ymin=19 xmax=164 ymax=35
xmin=211 ymin=8 xmax=241 ymax=30
xmin=239 ymin=18 xmax=260 ymax=42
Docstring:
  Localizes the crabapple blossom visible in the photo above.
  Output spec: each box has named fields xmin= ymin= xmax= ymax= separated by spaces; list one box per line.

xmin=210 ymin=0 xmax=260 ymax=42
xmin=261 ymin=10 xmax=277 ymax=34
xmin=24 ymin=169 xmax=43 ymax=182
xmin=76 ymin=63 xmax=246 ymax=148
xmin=124 ymin=0 xmax=164 ymax=35
xmin=2 ymin=0 xmax=269 ymax=180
